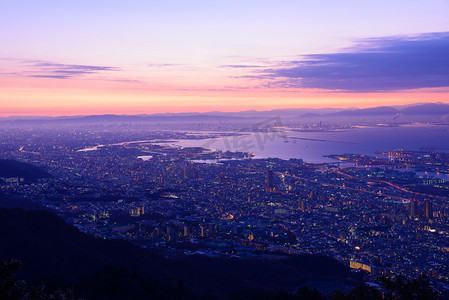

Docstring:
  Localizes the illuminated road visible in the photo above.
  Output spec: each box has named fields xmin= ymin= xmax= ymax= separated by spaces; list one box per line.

xmin=331 ymin=169 xmax=448 ymax=201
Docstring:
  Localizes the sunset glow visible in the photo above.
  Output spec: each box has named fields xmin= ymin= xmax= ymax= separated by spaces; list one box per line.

xmin=1 ymin=0 xmax=449 ymax=116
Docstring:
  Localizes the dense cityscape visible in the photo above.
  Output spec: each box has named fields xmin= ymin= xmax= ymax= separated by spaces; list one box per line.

xmin=2 ymin=0 xmax=449 ymax=298
xmin=1 ymin=122 xmax=449 ymax=297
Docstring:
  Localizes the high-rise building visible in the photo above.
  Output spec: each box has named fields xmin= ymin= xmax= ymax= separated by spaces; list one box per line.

xmin=130 ymin=206 xmax=144 ymax=217
xmin=425 ymin=200 xmax=433 ymax=220
xmin=300 ymin=199 xmax=306 ymax=211
xmin=266 ymin=169 xmax=274 ymax=192
xmin=183 ymin=225 xmax=189 ymax=237
xmin=410 ymin=200 xmax=418 ymax=217
xmin=183 ymin=165 xmax=188 ymax=179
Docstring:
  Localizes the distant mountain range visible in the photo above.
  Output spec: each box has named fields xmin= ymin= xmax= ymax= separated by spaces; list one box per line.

xmin=326 ymin=103 xmax=449 ymax=117
xmin=326 ymin=106 xmax=399 ymax=117
xmin=1 ymin=103 xmax=449 ymax=125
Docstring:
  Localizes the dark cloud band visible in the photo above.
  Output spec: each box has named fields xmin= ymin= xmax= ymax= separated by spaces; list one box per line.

xmin=26 ymin=61 xmax=119 ymax=79
xmin=260 ymin=32 xmax=449 ymax=92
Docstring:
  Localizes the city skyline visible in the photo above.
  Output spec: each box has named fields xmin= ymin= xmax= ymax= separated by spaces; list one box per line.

xmin=1 ymin=0 xmax=449 ymax=116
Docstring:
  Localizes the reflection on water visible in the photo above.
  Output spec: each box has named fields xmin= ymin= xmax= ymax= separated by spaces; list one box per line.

xmin=172 ymin=125 xmax=449 ymax=163
xmin=137 ymin=155 xmax=153 ymax=161
xmin=76 ymin=145 xmax=105 ymax=152
xmin=77 ymin=125 xmax=449 ymax=181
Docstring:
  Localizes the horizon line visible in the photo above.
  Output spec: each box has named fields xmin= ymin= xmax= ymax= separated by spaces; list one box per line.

xmin=1 ymin=101 xmax=447 ymax=118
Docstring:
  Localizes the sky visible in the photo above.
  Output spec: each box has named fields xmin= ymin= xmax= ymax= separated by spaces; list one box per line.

xmin=1 ymin=0 xmax=449 ymax=116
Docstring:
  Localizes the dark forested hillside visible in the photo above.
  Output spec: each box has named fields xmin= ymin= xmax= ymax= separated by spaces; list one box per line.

xmin=0 ymin=159 xmax=51 ymax=181
xmin=0 ymin=207 xmax=359 ymax=299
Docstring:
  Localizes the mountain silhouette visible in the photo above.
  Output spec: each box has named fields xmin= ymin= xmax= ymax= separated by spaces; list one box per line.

xmin=0 ymin=207 xmax=359 ymax=298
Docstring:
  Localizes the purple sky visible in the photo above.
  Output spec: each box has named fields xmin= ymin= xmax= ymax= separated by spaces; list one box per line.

xmin=1 ymin=0 xmax=449 ymax=115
